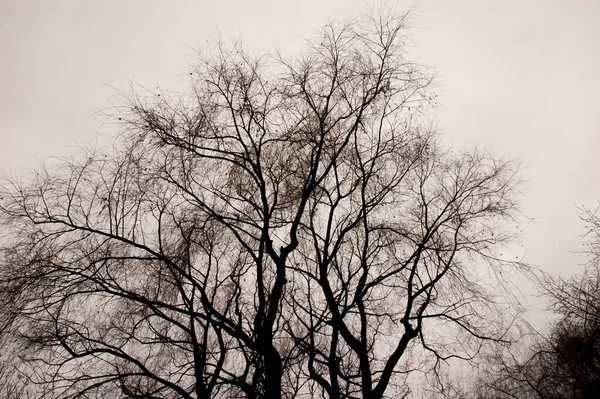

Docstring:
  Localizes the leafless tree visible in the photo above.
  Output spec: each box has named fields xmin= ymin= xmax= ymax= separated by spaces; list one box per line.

xmin=469 ymin=208 xmax=600 ymax=399
xmin=0 ymin=8 xmax=522 ymax=399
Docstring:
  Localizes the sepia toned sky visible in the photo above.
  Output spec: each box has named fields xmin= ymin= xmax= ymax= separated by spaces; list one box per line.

xmin=1 ymin=1 xmax=599 ymax=322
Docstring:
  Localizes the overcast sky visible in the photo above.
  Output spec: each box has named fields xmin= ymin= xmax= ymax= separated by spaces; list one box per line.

xmin=2 ymin=1 xmax=599 ymax=322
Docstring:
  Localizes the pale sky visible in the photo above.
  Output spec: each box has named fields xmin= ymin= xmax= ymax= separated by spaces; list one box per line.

xmin=2 ymin=0 xmax=599 ymax=323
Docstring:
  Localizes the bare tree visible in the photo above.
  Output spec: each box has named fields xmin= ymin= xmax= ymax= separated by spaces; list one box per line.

xmin=469 ymin=208 xmax=600 ymax=399
xmin=0 ymin=8 xmax=522 ymax=399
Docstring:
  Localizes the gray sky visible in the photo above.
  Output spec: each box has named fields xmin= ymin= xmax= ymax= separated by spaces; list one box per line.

xmin=2 ymin=1 xmax=599 ymax=321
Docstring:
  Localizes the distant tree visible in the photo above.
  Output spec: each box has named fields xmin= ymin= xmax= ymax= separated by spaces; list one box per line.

xmin=0 ymin=8 xmax=522 ymax=399
xmin=470 ymin=208 xmax=600 ymax=399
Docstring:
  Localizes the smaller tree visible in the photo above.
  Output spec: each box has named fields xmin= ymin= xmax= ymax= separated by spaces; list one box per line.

xmin=470 ymin=207 xmax=600 ymax=399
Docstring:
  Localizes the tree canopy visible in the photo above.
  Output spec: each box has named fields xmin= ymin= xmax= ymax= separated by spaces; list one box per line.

xmin=0 ymin=9 xmax=523 ymax=399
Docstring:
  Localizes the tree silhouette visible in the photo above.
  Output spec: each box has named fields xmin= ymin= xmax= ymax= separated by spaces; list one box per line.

xmin=0 ymin=9 xmax=522 ymax=399
xmin=468 ymin=208 xmax=600 ymax=399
